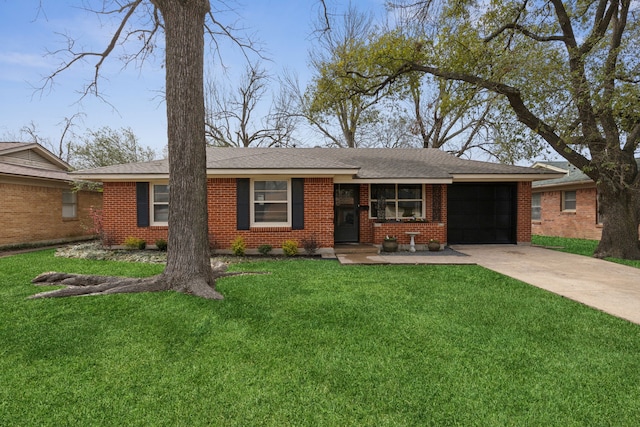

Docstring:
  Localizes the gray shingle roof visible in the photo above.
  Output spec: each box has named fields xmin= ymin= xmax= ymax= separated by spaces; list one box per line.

xmin=0 ymin=162 xmax=72 ymax=181
xmin=532 ymin=159 xmax=640 ymax=188
xmin=0 ymin=141 xmax=73 ymax=182
xmin=73 ymin=147 xmax=559 ymax=180
xmin=531 ymin=161 xmax=588 ymax=188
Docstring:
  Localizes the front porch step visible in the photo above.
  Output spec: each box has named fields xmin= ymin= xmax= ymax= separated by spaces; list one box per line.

xmin=334 ymin=243 xmax=379 ymax=255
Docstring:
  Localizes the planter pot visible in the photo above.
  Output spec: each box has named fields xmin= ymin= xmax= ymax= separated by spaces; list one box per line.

xmin=382 ymin=240 xmax=398 ymax=252
xmin=428 ymin=242 xmax=441 ymax=252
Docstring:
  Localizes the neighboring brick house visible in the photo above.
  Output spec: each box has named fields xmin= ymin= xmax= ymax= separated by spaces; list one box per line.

xmin=0 ymin=142 xmax=103 ymax=248
xmin=74 ymin=148 xmax=560 ymax=253
xmin=531 ymin=161 xmax=629 ymax=240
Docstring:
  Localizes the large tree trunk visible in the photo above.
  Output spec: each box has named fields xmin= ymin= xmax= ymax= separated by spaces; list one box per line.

xmin=29 ymin=0 xmax=225 ymax=300
xmin=595 ymin=182 xmax=640 ymax=260
xmin=157 ymin=0 xmax=222 ymax=299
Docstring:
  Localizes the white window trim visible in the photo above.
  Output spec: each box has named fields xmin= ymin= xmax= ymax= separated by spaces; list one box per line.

xmin=531 ymin=193 xmax=541 ymax=221
xmin=250 ymin=178 xmax=292 ymax=228
xmin=150 ymin=182 xmax=169 ymax=226
xmin=369 ymin=184 xmax=425 ymax=219
xmin=62 ymin=190 xmax=77 ymax=219
xmin=562 ymin=190 xmax=577 ymax=212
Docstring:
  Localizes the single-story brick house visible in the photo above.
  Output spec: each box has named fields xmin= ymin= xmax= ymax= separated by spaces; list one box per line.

xmin=73 ymin=147 xmax=561 ymax=252
xmin=531 ymin=160 xmax=640 ymax=240
xmin=0 ymin=142 xmax=103 ymax=248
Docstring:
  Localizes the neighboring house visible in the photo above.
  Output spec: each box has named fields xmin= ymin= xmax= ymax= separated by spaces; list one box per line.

xmin=0 ymin=142 xmax=103 ymax=248
xmin=532 ymin=161 xmax=603 ymax=240
xmin=73 ymin=147 xmax=561 ymax=252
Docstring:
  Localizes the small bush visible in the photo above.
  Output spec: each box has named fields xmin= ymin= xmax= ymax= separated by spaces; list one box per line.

xmin=258 ymin=244 xmax=273 ymax=255
xmin=124 ymin=236 xmax=146 ymax=250
xmin=155 ymin=238 xmax=168 ymax=251
xmin=231 ymin=236 xmax=246 ymax=257
xmin=282 ymin=239 xmax=298 ymax=257
xmin=301 ymin=234 xmax=320 ymax=255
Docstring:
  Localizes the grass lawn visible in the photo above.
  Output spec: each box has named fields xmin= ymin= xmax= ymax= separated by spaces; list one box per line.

xmin=532 ymin=235 xmax=640 ymax=269
xmin=2 ymin=250 xmax=640 ymax=426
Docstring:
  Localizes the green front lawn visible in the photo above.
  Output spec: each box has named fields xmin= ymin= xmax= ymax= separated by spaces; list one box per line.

xmin=532 ymin=235 xmax=640 ymax=268
xmin=2 ymin=250 xmax=640 ymax=426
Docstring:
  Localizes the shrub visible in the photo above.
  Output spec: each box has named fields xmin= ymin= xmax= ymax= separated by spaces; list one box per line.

xmin=231 ymin=236 xmax=246 ymax=256
xmin=84 ymin=207 xmax=115 ymax=248
xmin=124 ymin=237 xmax=146 ymax=250
xmin=258 ymin=244 xmax=273 ymax=255
xmin=282 ymin=240 xmax=298 ymax=257
xmin=301 ymin=234 xmax=320 ymax=255
xmin=155 ymin=238 xmax=168 ymax=251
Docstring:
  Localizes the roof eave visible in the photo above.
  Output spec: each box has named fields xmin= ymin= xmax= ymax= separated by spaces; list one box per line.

xmin=335 ymin=177 xmax=452 ymax=184
xmin=531 ymin=162 xmax=569 ymax=173
xmin=451 ymin=173 xmax=566 ymax=182
xmin=533 ymin=179 xmax=595 ymax=189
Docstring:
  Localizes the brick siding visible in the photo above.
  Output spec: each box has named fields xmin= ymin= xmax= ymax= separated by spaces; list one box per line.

xmin=531 ymin=186 xmax=603 ymax=240
xmin=102 ymin=179 xmax=534 ymax=250
xmin=360 ymin=184 xmax=448 ymax=245
xmin=517 ymin=181 xmax=532 ymax=243
xmin=0 ymin=181 xmax=102 ymax=246
xmin=103 ymin=178 xmax=335 ymax=250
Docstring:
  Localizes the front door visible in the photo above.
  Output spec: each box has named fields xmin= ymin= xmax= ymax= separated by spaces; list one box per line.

xmin=334 ymin=184 xmax=359 ymax=243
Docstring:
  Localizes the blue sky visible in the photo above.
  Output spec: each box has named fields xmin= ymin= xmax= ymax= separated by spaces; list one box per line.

xmin=0 ymin=0 xmax=384 ymax=156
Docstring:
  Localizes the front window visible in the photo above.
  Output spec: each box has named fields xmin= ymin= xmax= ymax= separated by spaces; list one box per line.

xmin=370 ymin=184 xmax=423 ymax=219
xmin=152 ymin=184 xmax=169 ymax=224
xmin=252 ymin=180 xmax=290 ymax=226
xmin=562 ymin=190 xmax=576 ymax=211
xmin=531 ymin=193 xmax=541 ymax=221
xmin=62 ymin=190 xmax=77 ymax=219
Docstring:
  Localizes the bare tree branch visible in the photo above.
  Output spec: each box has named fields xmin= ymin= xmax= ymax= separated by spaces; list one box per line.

xmin=41 ymin=0 xmax=145 ymax=99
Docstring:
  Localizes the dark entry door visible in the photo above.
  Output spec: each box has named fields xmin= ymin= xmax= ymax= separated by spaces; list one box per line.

xmin=447 ymin=183 xmax=517 ymax=244
xmin=334 ymin=184 xmax=359 ymax=243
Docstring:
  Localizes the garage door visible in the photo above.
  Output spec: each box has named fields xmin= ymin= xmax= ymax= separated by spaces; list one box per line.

xmin=447 ymin=183 xmax=517 ymax=244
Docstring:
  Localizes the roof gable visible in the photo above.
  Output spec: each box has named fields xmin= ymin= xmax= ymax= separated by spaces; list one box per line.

xmin=0 ymin=142 xmax=71 ymax=171
xmin=0 ymin=142 xmax=73 ymax=182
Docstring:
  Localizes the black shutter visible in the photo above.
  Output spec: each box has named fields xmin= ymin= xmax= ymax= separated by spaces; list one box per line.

xmin=136 ymin=182 xmax=150 ymax=227
xmin=236 ymin=178 xmax=250 ymax=230
xmin=291 ymin=178 xmax=304 ymax=230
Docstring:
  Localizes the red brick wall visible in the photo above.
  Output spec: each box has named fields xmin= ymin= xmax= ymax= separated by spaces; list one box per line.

xmin=102 ymin=182 xmax=169 ymax=245
xmin=102 ymin=179 xmax=535 ymax=249
xmin=531 ymin=186 xmax=603 ymax=240
xmin=103 ymin=178 xmax=335 ymax=250
xmin=517 ymin=181 xmax=532 ymax=243
xmin=207 ymin=177 xmax=334 ymax=249
xmin=0 ymin=181 xmax=102 ymax=247
xmin=359 ymin=184 xmax=447 ymax=245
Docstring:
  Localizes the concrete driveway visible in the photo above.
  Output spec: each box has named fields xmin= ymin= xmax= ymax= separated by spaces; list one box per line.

xmin=452 ymin=245 xmax=640 ymax=325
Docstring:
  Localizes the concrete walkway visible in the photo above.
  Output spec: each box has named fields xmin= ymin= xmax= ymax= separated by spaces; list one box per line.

xmin=337 ymin=245 xmax=640 ymax=325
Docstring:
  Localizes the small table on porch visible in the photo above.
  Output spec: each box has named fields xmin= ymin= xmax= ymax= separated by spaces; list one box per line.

xmin=405 ymin=231 xmax=421 ymax=253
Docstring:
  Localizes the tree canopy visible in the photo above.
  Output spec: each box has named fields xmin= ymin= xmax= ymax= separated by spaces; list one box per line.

xmin=368 ymin=0 xmax=640 ymax=258
xmin=68 ymin=127 xmax=156 ymax=169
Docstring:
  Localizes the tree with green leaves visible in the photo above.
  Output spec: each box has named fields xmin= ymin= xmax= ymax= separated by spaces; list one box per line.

xmin=357 ymin=0 xmax=640 ymax=259
xmin=294 ymin=5 xmax=395 ymax=148
xmin=69 ymin=127 xmax=156 ymax=169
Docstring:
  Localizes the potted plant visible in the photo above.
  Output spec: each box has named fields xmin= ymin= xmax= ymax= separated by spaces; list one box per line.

xmin=382 ymin=235 xmax=398 ymax=252
xmin=428 ymin=238 xmax=441 ymax=252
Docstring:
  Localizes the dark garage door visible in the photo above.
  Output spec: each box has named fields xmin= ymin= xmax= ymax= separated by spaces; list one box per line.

xmin=447 ymin=183 xmax=517 ymax=244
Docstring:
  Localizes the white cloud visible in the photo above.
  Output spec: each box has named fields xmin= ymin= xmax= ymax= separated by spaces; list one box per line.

xmin=0 ymin=51 xmax=50 ymax=69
